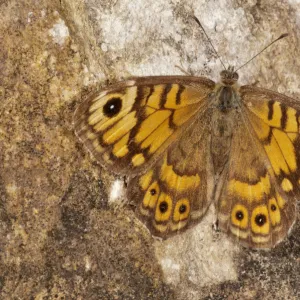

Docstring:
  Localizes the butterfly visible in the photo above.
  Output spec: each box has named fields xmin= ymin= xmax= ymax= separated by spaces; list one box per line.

xmin=73 ymin=63 xmax=298 ymax=249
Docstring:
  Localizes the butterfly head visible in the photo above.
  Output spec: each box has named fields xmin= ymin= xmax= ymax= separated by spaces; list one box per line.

xmin=220 ymin=66 xmax=239 ymax=86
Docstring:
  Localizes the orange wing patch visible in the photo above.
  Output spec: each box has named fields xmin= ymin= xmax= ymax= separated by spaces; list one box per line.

xmin=74 ymin=78 xmax=215 ymax=175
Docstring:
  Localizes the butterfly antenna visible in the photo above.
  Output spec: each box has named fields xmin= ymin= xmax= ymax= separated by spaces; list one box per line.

xmin=193 ymin=16 xmax=227 ymax=70
xmin=235 ymin=33 xmax=289 ymax=72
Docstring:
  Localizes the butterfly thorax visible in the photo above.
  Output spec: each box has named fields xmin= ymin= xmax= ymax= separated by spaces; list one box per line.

xmin=215 ymin=85 xmax=239 ymax=112
xmin=217 ymin=68 xmax=239 ymax=110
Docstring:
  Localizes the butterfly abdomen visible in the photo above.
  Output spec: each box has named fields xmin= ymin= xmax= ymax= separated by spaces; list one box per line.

xmin=211 ymin=109 xmax=235 ymax=176
xmin=210 ymin=83 xmax=241 ymax=175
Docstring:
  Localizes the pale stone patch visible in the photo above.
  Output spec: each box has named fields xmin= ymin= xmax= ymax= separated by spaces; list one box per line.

xmin=109 ymin=179 xmax=125 ymax=205
xmin=49 ymin=18 xmax=70 ymax=46
xmin=155 ymin=206 xmax=238 ymax=288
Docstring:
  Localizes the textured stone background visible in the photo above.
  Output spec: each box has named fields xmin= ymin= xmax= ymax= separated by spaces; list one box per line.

xmin=0 ymin=0 xmax=299 ymax=299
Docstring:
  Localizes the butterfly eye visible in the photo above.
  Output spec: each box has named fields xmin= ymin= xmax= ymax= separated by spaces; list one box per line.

xmin=220 ymin=70 xmax=239 ymax=84
xmin=232 ymin=72 xmax=239 ymax=81
xmin=220 ymin=70 xmax=227 ymax=78
xmin=103 ymin=97 xmax=122 ymax=117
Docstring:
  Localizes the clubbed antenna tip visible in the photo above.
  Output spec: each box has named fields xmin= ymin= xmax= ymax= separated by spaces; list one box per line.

xmin=192 ymin=15 xmax=227 ymax=70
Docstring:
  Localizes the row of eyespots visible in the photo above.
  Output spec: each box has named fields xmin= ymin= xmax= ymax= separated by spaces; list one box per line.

xmin=141 ymin=182 xmax=190 ymax=222
xmin=231 ymin=199 xmax=281 ymax=234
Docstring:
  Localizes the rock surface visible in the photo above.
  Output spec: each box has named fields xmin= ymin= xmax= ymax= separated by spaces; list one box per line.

xmin=0 ymin=0 xmax=299 ymax=299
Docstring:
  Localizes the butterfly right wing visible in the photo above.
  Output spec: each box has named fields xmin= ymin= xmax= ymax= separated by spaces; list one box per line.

xmin=217 ymin=86 xmax=299 ymax=248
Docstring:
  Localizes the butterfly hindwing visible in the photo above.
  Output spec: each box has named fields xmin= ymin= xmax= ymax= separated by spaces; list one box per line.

xmin=128 ymin=113 xmax=215 ymax=238
xmin=74 ymin=76 xmax=215 ymax=175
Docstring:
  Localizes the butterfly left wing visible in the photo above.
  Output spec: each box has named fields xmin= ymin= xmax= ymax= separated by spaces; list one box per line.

xmin=218 ymin=86 xmax=299 ymax=248
xmin=73 ymin=76 xmax=215 ymax=175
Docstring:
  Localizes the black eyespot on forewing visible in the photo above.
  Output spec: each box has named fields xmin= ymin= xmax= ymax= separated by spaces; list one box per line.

xmin=103 ymin=97 xmax=122 ymax=117
xmin=271 ymin=204 xmax=277 ymax=211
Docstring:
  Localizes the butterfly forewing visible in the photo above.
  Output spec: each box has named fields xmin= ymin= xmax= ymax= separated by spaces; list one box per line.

xmin=241 ymin=86 xmax=300 ymax=201
xmin=74 ymin=76 xmax=215 ymax=175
